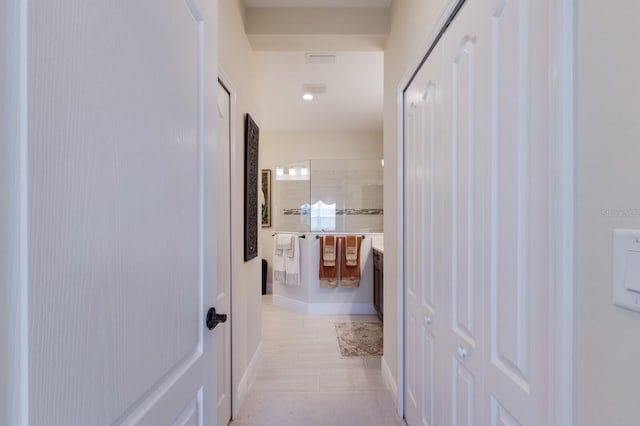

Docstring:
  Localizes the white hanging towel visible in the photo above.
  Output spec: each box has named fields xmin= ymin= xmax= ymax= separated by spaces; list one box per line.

xmin=273 ymin=234 xmax=291 ymax=285
xmin=275 ymin=233 xmax=294 ymax=256
xmin=284 ymin=236 xmax=300 ymax=286
xmin=273 ymin=234 xmax=300 ymax=286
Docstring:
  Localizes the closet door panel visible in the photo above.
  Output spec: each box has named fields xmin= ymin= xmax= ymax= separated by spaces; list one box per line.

xmin=491 ymin=0 xmax=530 ymax=379
xmin=451 ymin=34 xmax=478 ymax=348
xmin=453 ymin=359 xmax=476 ymax=426
xmin=404 ymin=43 xmax=445 ymax=426
xmin=486 ymin=0 xmax=550 ymax=423
xmin=422 ymin=324 xmax=437 ymax=426
xmin=441 ymin=0 xmax=491 ymax=422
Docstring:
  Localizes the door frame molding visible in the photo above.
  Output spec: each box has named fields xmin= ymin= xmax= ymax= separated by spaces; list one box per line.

xmin=217 ymin=68 xmax=238 ymax=420
xmin=394 ymin=0 xmax=575 ymax=423
xmin=546 ymin=0 xmax=575 ymax=423
xmin=1 ymin=0 xmax=29 ymax=422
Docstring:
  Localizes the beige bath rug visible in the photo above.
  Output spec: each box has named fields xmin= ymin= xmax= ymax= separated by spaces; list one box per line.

xmin=334 ymin=321 xmax=383 ymax=357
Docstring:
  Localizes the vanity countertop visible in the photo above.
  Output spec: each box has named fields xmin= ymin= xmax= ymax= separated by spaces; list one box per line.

xmin=371 ymin=236 xmax=384 ymax=254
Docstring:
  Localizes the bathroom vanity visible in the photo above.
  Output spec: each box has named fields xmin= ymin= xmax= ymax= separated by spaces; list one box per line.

xmin=372 ymin=243 xmax=383 ymax=320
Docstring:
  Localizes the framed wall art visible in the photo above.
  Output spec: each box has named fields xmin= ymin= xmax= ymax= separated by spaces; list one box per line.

xmin=261 ymin=169 xmax=271 ymax=228
xmin=244 ymin=113 xmax=259 ymax=261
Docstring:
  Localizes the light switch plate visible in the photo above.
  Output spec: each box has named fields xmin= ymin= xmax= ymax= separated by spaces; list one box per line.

xmin=613 ymin=229 xmax=640 ymax=312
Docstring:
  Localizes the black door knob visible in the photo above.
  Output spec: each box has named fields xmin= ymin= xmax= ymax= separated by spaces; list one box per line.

xmin=206 ymin=307 xmax=227 ymax=330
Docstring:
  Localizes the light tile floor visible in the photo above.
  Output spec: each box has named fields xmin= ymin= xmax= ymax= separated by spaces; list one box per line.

xmin=230 ymin=295 xmax=406 ymax=426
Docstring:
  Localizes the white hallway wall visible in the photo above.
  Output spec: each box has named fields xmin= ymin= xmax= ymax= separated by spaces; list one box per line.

xmin=219 ymin=0 xmax=263 ymax=415
xmin=259 ymin=129 xmax=383 ymax=286
xmin=575 ymin=0 xmax=640 ymax=424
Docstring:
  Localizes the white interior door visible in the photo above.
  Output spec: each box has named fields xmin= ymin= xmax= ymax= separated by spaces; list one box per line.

xmin=404 ymin=0 xmax=552 ymax=424
xmin=216 ymin=81 xmax=232 ymax=426
xmin=24 ymin=0 xmax=219 ymax=424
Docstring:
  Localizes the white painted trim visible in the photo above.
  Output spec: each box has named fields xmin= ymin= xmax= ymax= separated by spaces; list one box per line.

xmin=395 ymin=0 xmax=462 ymax=418
xmin=18 ymin=0 xmax=29 ymax=420
xmin=381 ymin=355 xmax=398 ymax=405
xmin=394 ymin=83 xmax=405 ymax=419
xmin=1 ymin=1 xmax=28 ymax=423
xmin=3 ymin=1 xmax=33 ymax=423
xmin=218 ymin=67 xmax=239 ymax=421
xmin=235 ymin=340 xmax=263 ymax=415
xmin=272 ymin=294 xmax=377 ymax=315
xmin=547 ymin=0 xmax=574 ymax=424
xmin=271 ymin=294 xmax=307 ymax=313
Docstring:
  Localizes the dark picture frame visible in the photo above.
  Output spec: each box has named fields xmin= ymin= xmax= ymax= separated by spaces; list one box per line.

xmin=261 ymin=169 xmax=272 ymax=228
xmin=244 ymin=113 xmax=259 ymax=261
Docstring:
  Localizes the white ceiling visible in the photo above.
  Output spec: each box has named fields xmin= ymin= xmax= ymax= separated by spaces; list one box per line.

xmin=244 ymin=0 xmax=391 ymax=8
xmin=244 ymin=2 xmax=387 ymax=134
xmin=254 ymin=51 xmax=384 ymax=133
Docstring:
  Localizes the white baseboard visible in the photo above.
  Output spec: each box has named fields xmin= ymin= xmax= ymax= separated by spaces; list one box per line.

xmin=272 ymin=294 xmax=306 ymax=313
xmin=307 ymin=302 xmax=376 ymax=315
xmin=381 ymin=355 xmax=399 ymax=409
xmin=272 ymin=294 xmax=376 ymax=315
xmin=235 ymin=340 xmax=263 ymax=416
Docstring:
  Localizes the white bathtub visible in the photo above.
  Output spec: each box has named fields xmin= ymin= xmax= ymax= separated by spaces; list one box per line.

xmin=272 ymin=233 xmax=382 ymax=315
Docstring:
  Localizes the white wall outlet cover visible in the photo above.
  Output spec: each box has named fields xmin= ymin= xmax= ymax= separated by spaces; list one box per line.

xmin=613 ymin=229 xmax=640 ymax=312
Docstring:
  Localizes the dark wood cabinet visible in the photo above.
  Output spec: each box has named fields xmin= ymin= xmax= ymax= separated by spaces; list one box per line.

xmin=373 ymin=248 xmax=383 ymax=320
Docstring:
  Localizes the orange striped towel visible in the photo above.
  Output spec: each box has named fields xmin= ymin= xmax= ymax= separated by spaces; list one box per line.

xmin=340 ymin=235 xmax=362 ymax=288
xmin=319 ymin=235 xmax=339 ymax=288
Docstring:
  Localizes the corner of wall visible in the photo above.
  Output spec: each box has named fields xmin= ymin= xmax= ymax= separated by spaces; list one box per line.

xmin=236 ymin=0 xmax=248 ymax=30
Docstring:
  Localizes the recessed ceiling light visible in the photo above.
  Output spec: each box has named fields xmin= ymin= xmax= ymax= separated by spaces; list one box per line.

xmin=303 ymin=93 xmax=314 ymax=101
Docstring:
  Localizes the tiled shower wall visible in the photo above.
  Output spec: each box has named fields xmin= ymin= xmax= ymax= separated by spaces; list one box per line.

xmin=277 ymin=179 xmax=310 ymax=232
xmin=275 ymin=159 xmax=383 ymax=233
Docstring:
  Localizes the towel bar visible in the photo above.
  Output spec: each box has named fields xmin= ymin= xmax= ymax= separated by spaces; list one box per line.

xmin=272 ymin=233 xmax=305 ymax=238
xmin=315 ymin=235 xmax=366 ymax=240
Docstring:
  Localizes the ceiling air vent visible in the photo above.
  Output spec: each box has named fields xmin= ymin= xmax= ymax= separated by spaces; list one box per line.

xmin=302 ymin=83 xmax=327 ymax=95
xmin=306 ymin=52 xmax=337 ymax=65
